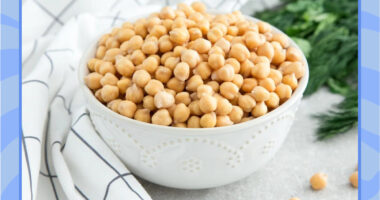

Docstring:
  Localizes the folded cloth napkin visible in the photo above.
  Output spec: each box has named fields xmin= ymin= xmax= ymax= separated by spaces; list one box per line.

xmin=21 ymin=0 xmax=255 ymax=199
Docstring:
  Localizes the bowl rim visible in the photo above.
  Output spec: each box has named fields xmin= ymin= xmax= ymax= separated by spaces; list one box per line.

xmin=78 ymin=12 xmax=309 ymax=135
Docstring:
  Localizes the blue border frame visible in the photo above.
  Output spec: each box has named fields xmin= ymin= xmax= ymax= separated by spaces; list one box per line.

xmin=0 ymin=0 xmax=21 ymax=199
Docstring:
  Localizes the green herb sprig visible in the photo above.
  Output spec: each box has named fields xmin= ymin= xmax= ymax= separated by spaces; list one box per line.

xmin=255 ymin=0 xmax=358 ymax=140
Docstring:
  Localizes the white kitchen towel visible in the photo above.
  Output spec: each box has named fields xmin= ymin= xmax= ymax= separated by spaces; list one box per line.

xmin=20 ymin=0 xmax=262 ymax=199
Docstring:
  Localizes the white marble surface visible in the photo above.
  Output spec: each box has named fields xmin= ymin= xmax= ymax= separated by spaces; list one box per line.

xmin=140 ymin=88 xmax=358 ymax=200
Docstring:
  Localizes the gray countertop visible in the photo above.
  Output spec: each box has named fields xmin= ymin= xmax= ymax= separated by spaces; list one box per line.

xmin=140 ymin=88 xmax=358 ymax=200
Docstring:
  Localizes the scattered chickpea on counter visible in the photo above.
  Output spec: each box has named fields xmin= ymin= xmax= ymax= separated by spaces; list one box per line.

xmin=84 ymin=2 xmax=306 ymax=127
xmin=310 ymin=173 xmax=328 ymax=191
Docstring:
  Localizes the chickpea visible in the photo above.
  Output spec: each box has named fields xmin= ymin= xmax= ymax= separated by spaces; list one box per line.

xmin=214 ymin=38 xmax=231 ymax=54
xmin=154 ymin=90 xmax=175 ymax=109
xmin=220 ymin=82 xmax=239 ymax=100
xmin=143 ymin=79 xmax=163 ymax=96
xmin=140 ymin=56 xmax=158 ymax=75
xmin=100 ymin=72 xmax=118 ymax=86
xmin=207 ymin=81 xmax=219 ymax=93
xmin=134 ymin=108 xmax=151 ymax=123
xmin=172 ymin=17 xmax=186 ymax=29
xmin=150 ymin=25 xmax=167 ymax=38
xmin=229 ymin=106 xmax=243 ymax=123
xmin=289 ymin=198 xmax=300 ymax=200
xmin=152 ymin=109 xmax=172 ymax=126
xmin=275 ymin=83 xmax=292 ymax=101
xmin=244 ymin=31 xmax=264 ymax=50
xmin=189 ymin=100 xmax=203 ymax=116
xmin=216 ymin=98 xmax=233 ymax=115
xmin=225 ymin=58 xmax=240 ymax=73
xmin=227 ymin=26 xmax=239 ymax=36
xmin=87 ymin=58 xmax=99 ymax=71
xmin=190 ymin=38 xmax=211 ymax=53
xmin=232 ymin=74 xmax=244 ymax=88
xmin=115 ymin=56 xmax=134 ymax=77
xmin=197 ymin=85 xmax=214 ymax=98
xmin=200 ymin=112 xmax=217 ymax=128
xmin=229 ymin=43 xmax=250 ymax=62
xmin=259 ymin=77 xmax=276 ymax=92
xmin=198 ymin=95 xmax=217 ymax=113
xmin=187 ymin=116 xmax=201 ymax=128
xmin=236 ymin=20 xmax=249 ymax=35
xmin=253 ymin=56 xmax=270 ymax=65
xmin=177 ymin=3 xmax=195 ymax=16
xmin=197 ymin=19 xmax=210 ymax=35
xmin=280 ymin=61 xmax=305 ymax=79
xmin=240 ymin=117 xmax=253 ymax=123
xmin=268 ymin=69 xmax=283 ymax=85
xmin=130 ymin=50 xmax=146 ymax=66
xmin=160 ymin=6 xmax=176 ymax=19
xmin=100 ymin=85 xmax=119 ymax=102
xmin=117 ymin=78 xmax=132 ymax=94
xmin=238 ymin=94 xmax=256 ymax=112
xmin=169 ymin=28 xmax=190 ymax=45
xmin=118 ymin=100 xmax=137 ymax=118
xmin=84 ymin=72 xmax=103 ymax=90
xmin=175 ymin=92 xmax=191 ymax=105
xmin=257 ymin=21 xmax=271 ymax=33
xmin=98 ymin=61 xmax=116 ymax=75
xmin=105 ymin=37 xmax=120 ymax=49
xmin=208 ymin=53 xmax=225 ymax=70
xmin=282 ymin=73 xmax=298 ymax=90
xmin=142 ymin=38 xmax=159 ymax=55
xmin=188 ymin=27 xmax=203 ymax=41
xmin=286 ymin=47 xmax=302 ymax=62
xmin=349 ymin=171 xmax=358 ymax=188
xmin=143 ymin=95 xmax=156 ymax=111
xmin=167 ymin=77 xmax=185 ymax=92
xmin=164 ymin=56 xmax=180 ymax=70
xmin=181 ymin=49 xmax=200 ymax=68
xmin=310 ymin=173 xmax=328 ymax=190
xmin=124 ymin=35 xmax=143 ymax=54
xmin=174 ymin=62 xmax=190 ymax=81
xmin=216 ymin=115 xmax=233 ymax=127
xmin=251 ymin=86 xmax=270 ymax=102
xmin=191 ymin=1 xmax=206 ymax=13
xmin=107 ymin=99 xmax=122 ymax=112
xmin=252 ymin=101 xmax=268 ymax=118
xmin=132 ymin=69 xmax=151 ymax=88
xmin=207 ymin=27 xmax=223 ymax=43
xmin=158 ymin=35 xmax=174 ymax=53
xmin=173 ymin=103 xmax=190 ymax=123
xmin=96 ymin=46 xmax=106 ymax=59
xmin=193 ymin=62 xmax=211 ymax=80
xmin=257 ymin=42 xmax=274 ymax=61
xmin=208 ymin=46 xmax=225 ymax=56
xmin=242 ymin=78 xmax=258 ymax=93
xmin=271 ymin=41 xmax=286 ymax=65
xmin=265 ymin=92 xmax=280 ymax=109
xmin=231 ymin=36 xmax=245 ymax=45
xmin=240 ymin=59 xmax=254 ymax=77
xmin=155 ymin=66 xmax=172 ymax=83
xmin=186 ymin=75 xmax=203 ymax=92
xmin=103 ymin=48 xmax=122 ymax=63
xmin=95 ymin=89 xmax=104 ymax=102
xmin=214 ymin=64 xmax=233 ymax=82
xmin=125 ymin=84 xmax=144 ymax=103
xmin=251 ymin=62 xmax=270 ymax=79
xmin=173 ymin=122 xmax=187 ymax=128
xmin=161 ymin=52 xmax=174 ymax=65
xmin=272 ymin=33 xmax=289 ymax=48
xmin=98 ymin=34 xmax=110 ymax=46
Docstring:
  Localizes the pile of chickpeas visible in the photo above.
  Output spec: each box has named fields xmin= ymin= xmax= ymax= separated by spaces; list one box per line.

xmin=84 ymin=2 xmax=305 ymax=128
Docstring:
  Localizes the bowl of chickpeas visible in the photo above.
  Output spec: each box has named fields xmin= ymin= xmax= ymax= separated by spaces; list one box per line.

xmin=79 ymin=2 xmax=308 ymax=189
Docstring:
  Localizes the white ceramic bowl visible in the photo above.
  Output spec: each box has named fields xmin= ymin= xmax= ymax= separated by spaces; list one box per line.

xmin=78 ymin=13 xmax=309 ymax=189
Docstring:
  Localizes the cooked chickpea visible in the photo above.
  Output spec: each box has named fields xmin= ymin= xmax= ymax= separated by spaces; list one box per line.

xmin=130 ymin=50 xmax=146 ymax=65
xmin=188 ymin=28 xmax=203 ymax=41
xmin=173 ymin=122 xmax=187 ymax=128
xmin=310 ymin=173 xmax=328 ymax=190
xmin=189 ymin=100 xmax=203 ymax=116
xmin=155 ymin=66 xmax=172 ymax=83
xmin=251 ymin=86 xmax=270 ymax=102
xmin=190 ymin=38 xmax=211 ymax=53
xmin=231 ymin=36 xmax=245 ymax=45
xmin=207 ymin=81 xmax=219 ymax=93
xmin=183 ymin=75 xmax=202 ymax=92
xmin=115 ymin=56 xmax=135 ymax=77
xmin=144 ymin=79 xmax=164 ymax=96
xmin=199 ymin=95 xmax=217 ymax=113
xmin=132 ymin=69 xmax=151 ymax=88
xmin=150 ymin=25 xmax=167 ymax=38
xmin=197 ymin=19 xmax=210 ymax=35
xmin=105 ymin=37 xmax=120 ymax=49
xmin=208 ymin=53 xmax=225 ymax=70
xmin=280 ymin=61 xmax=305 ymax=79
xmin=107 ymin=99 xmax=122 ymax=112
xmin=160 ymin=6 xmax=176 ymax=19
xmin=214 ymin=38 xmax=231 ymax=54
xmin=134 ymin=108 xmax=151 ymax=123
xmin=207 ymin=27 xmax=224 ymax=43
xmin=158 ymin=35 xmax=174 ymax=53
xmin=117 ymin=78 xmax=132 ymax=94
xmin=265 ymin=92 xmax=280 ymax=109
xmin=251 ymin=62 xmax=270 ymax=79
xmin=125 ymin=84 xmax=144 ymax=103
xmin=232 ymin=74 xmax=244 ymax=88
xmin=96 ymin=46 xmax=106 ymax=59
xmin=271 ymin=41 xmax=286 ymax=65
xmin=181 ymin=49 xmax=200 ymax=68
xmin=272 ymin=33 xmax=289 ymax=48
xmin=286 ymin=47 xmax=302 ymax=62
xmin=118 ymin=100 xmax=137 ymax=118
xmin=216 ymin=98 xmax=233 ymax=115
xmin=238 ymin=94 xmax=256 ymax=112
xmin=100 ymin=73 xmax=118 ymax=86
xmin=174 ymin=62 xmax=190 ymax=81
xmin=175 ymin=92 xmax=191 ymax=105
xmin=257 ymin=21 xmax=271 ymax=33
xmin=173 ymin=103 xmax=190 ymax=123
xmin=268 ymin=69 xmax=283 ymax=85
xmin=142 ymin=39 xmax=159 ymax=55
xmin=98 ymin=61 xmax=116 ymax=75
xmin=169 ymin=28 xmax=190 ymax=44
xmin=225 ymin=58 xmax=240 ymax=73
xmin=197 ymin=85 xmax=214 ymax=98
xmin=164 ymin=56 xmax=180 ymax=70
xmin=215 ymin=64 xmax=234 ymax=82
xmin=85 ymin=72 xmax=103 ymax=90
xmin=216 ymin=115 xmax=233 ymax=127
xmin=220 ymin=82 xmax=239 ymax=100
xmin=257 ymin=42 xmax=274 ymax=61
xmin=282 ymin=73 xmax=298 ymax=90
xmin=152 ymin=109 xmax=172 ymax=126
xmin=229 ymin=43 xmax=250 ymax=62
xmin=244 ymin=31 xmax=264 ymax=50
xmin=349 ymin=171 xmax=358 ymax=188
xmin=240 ymin=59 xmax=254 ymax=77
xmin=275 ymin=83 xmax=292 ymax=100
xmin=242 ymin=78 xmax=258 ymax=93
xmin=289 ymin=198 xmax=300 ymax=200
xmin=153 ymin=90 xmax=175 ymax=109
xmin=259 ymin=77 xmax=276 ymax=92
xmin=229 ymin=106 xmax=243 ymax=123
xmin=200 ymin=112 xmax=217 ymax=128
xmin=252 ymin=101 xmax=268 ymax=118
xmin=124 ymin=35 xmax=143 ymax=54
xmin=191 ymin=1 xmax=206 ymax=13
xmin=187 ymin=116 xmax=201 ymax=128
xmin=101 ymin=85 xmax=119 ymax=102
xmin=167 ymin=77 xmax=185 ymax=92
xmin=143 ymin=95 xmax=156 ymax=111
xmin=193 ymin=62 xmax=211 ymax=80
